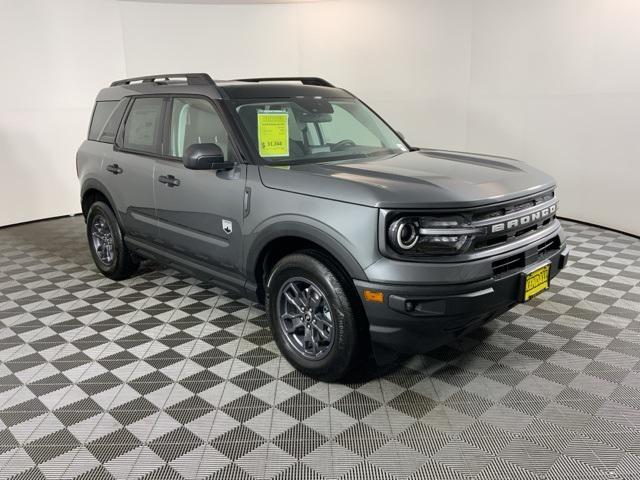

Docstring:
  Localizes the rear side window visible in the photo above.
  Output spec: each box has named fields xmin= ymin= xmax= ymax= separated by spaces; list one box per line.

xmin=98 ymin=99 xmax=129 ymax=144
xmin=122 ymin=97 xmax=164 ymax=154
xmin=88 ymin=101 xmax=117 ymax=140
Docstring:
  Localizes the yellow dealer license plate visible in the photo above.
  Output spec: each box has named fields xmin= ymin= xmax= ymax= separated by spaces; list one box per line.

xmin=523 ymin=263 xmax=550 ymax=301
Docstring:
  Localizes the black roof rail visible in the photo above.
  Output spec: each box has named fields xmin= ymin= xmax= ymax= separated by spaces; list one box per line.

xmin=234 ymin=77 xmax=335 ymax=88
xmin=110 ymin=73 xmax=215 ymax=87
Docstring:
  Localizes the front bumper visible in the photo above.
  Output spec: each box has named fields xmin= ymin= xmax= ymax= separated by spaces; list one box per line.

xmin=355 ymin=240 xmax=570 ymax=362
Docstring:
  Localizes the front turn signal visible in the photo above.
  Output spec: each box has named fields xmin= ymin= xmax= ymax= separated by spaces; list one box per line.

xmin=363 ymin=290 xmax=384 ymax=303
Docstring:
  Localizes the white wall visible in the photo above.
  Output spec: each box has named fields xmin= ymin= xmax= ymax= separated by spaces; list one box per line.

xmin=2 ymin=0 xmax=638 ymax=235
xmin=0 ymin=0 xmax=126 ymax=227
xmin=118 ymin=2 xmax=301 ymax=78
xmin=296 ymin=0 xmax=472 ymax=152
xmin=465 ymin=0 xmax=640 ymax=236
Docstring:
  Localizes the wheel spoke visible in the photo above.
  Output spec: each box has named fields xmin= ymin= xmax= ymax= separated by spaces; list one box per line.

xmin=289 ymin=282 xmax=304 ymax=299
xmin=284 ymin=284 xmax=306 ymax=312
xmin=312 ymin=322 xmax=331 ymax=341
xmin=300 ymin=287 xmax=311 ymax=307
xmin=303 ymin=327 xmax=315 ymax=353
xmin=314 ymin=313 xmax=332 ymax=328
xmin=282 ymin=313 xmax=304 ymax=333
xmin=283 ymin=292 xmax=303 ymax=313
xmin=308 ymin=288 xmax=322 ymax=309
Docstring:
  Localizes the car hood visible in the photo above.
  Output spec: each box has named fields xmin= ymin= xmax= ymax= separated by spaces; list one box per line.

xmin=258 ymin=149 xmax=556 ymax=209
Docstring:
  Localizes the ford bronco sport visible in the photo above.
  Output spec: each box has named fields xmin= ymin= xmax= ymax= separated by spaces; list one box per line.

xmin=77 ymin=73 xmax=570 ymax=381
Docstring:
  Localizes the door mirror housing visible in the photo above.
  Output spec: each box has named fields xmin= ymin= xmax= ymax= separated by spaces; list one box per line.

xmin=395 ymin=130 xmax=406 ymax=140
xmin=183 ymin=143 xmax=234 ymax=170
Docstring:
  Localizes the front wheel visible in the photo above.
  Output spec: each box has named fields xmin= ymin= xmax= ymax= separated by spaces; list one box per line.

xmin=265 ymin=252 xmax=364 ymax=381
xmin=86 ymin=201 xmax=138 ymax=280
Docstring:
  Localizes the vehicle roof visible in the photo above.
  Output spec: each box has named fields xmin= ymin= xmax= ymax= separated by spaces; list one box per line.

xmin=95 ymin=77 xmax=353 ymax=102
xmin=215 ymin=81 xmax=352 ymax=100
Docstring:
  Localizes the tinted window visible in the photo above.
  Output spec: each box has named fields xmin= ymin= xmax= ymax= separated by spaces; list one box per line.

xmin=169 ymin=98 xmax=229 ymax=159
xmin=88 ymin=101 xmax=117 ymax=141
xmin=98 ymin=99 xmax=129 ymax=144
xmin=123 ymin=97 xmax=164 ymax=154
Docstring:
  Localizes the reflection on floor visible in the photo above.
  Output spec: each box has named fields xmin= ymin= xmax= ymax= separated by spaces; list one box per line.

xmin=0 ymin=217 xmax=639 ymax=479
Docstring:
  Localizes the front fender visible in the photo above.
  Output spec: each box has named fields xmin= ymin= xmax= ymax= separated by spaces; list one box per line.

xmin=244 ymin=216 xmax=369 ymax=287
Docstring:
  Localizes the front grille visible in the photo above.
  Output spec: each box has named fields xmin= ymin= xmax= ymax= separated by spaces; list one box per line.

xmin=471 ymin=191 xmax=557 ymax=251
xmin=473 ymin=191 xmax=554 ymax=222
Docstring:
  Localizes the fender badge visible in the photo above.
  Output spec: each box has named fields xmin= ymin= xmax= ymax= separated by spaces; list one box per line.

xmin=222 ymin=219 xmax=232 ymax=235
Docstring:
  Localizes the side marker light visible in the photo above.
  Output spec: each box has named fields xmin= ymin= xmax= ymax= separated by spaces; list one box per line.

xmin=363 ymin=290 xmax=384 ymax=303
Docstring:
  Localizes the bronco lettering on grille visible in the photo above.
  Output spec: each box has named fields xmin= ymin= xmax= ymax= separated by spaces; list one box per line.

xmin=490 ymin=204 xmax=556 ymax=233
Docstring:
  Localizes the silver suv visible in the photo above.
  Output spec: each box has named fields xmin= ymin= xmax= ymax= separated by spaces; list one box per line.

xmin=77 ymin=73 xmax=570 ymax=380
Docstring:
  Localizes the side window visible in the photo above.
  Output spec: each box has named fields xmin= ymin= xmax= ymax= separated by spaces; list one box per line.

xmin=169 ymin=98 xmax=229 ymax=159
xmin=123 ymin=97 xmax=164 ymax=154
xmin=98 ymin=99 xmax=129 ymax=144
xmin=88 ymin=101 xmax=117 ymax=141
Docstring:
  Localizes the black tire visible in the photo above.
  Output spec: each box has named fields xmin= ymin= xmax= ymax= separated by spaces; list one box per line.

xmin=86 ymin=201 xmax=138 ymax=280
xmin=265 ymin=252 xmax=364 ymax=381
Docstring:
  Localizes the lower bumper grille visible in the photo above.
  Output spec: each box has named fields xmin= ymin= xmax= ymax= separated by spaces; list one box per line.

xmin=492 ymin=235 xmax=561 ymax=276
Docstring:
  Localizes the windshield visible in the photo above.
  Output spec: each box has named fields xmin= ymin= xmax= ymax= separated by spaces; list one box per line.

xmin=233 ymin=97 xmax=408 ymax=164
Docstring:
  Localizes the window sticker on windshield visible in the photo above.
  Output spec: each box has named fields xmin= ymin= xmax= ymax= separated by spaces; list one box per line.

xmin=257 ymin=111 xmax=289 ymax=157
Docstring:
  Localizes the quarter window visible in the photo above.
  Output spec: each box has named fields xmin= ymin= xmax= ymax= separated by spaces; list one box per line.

xmin=88 ymin=101 xmax=118 ymax=141
xmin=98 ymin=99 xmax=129 ymax=144
xmin=123 ymin=97 xmax=164 ymax=154
xmin=169 ymin=98 xmax=229 ymax=159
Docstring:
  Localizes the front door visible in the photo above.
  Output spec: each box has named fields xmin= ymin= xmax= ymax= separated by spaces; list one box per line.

xmin=154 ymin=97 xmax=246 ymax=288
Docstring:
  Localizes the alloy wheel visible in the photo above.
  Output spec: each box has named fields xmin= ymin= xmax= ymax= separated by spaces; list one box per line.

xmin=91 ymin=214 xmax=115 ymax=265
xmin=277 ymin=277 xmax=335 ymax=360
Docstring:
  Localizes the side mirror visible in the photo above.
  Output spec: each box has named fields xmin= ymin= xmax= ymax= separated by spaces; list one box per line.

xmin=183 ymin=143 xmax=234 ymax=170
xmin=396 ymin=130 xmax=406 ymax=140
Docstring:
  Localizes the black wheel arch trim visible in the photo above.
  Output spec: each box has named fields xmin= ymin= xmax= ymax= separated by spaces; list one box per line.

xmin=81 ymin=178 xmax=123 ymax=226
xmin=245 ymin=221 xmax=368 ymax=289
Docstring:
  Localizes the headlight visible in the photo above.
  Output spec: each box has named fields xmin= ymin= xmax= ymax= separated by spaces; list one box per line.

xmin=389 ymin=218 xmax=419 ymax=250
xmin=388 ymin=216 xmax=480 ymax=255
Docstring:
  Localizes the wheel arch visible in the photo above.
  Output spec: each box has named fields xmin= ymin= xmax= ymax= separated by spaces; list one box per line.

xmin=246 ymin=222 xmax=368 ymax=305
xmin=80 ymin=179 xmax=121 ymax=225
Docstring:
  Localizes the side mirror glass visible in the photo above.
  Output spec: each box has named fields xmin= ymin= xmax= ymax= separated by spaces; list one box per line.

xmin=183 ymin=143 xmax=234 ymax=170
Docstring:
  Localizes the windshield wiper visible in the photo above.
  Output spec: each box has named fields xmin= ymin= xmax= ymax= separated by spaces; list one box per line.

xmin=364 ymin=148 xmax=401 ymax=158
xmin=267 ymin=152 xmax=369 ymax=166
xmin=265 ymin=148 xmax=404 ymax=167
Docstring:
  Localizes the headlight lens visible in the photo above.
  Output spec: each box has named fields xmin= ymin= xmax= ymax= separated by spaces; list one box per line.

xmin=389 ymin=218 xmax=419 ymax=250
xmin=388 ymin=216 xmax=479 ymax=255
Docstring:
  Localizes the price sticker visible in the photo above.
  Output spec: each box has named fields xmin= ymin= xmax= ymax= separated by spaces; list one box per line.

xmin=257 ymin=111 xmax=289 ymax=157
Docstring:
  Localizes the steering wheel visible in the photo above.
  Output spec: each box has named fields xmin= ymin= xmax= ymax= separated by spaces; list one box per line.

xmin=332 ymin=139 xmax=356 ymax=152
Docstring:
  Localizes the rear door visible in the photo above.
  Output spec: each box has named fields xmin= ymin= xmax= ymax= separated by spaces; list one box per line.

xmin=154 ymin=96 xmax=246 ymax=287
xmin=106 ymin=96 xmax=166 ymax=242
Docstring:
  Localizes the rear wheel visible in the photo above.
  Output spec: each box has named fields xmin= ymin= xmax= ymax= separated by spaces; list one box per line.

xmin=266 ymin=252 xmax=364 ymax=381
xmin=86 ymin=201 xmax=138 ymax=280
